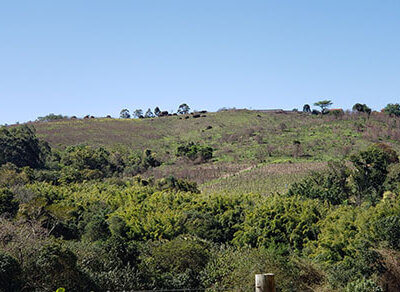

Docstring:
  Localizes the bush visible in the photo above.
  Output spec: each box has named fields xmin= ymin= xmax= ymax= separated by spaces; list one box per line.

xmin=184 ymin=193 xmax=259 ymax=243
xmin=61 ymin=145 xmax=114 ymax=174
xmin=156 ymin=176 xmax=200 ymax=193
xmin=373 ymin=215 xmax=400 ymax=249
xmin=233 ymin=195 xmax=326 ymax=252
xmin=0 ymin=252 xmax=22 ymax=292
xmin=36 ymin=113 xmax=67 ymax=122
xmin=0 ymin=126 xmax=50 ymax=168
xmin=384 ymin=103 xmax=400 ymax=117
xmin=201 ymin=245 xmax=324 ymax=291
xmin=80 ymin=203 xmax=111 ymax=242
xmin=345 ymin=278 xmax=383 ymax=292
xmin=139 ymin=236 xmax=210 ymax=289
xmin=352 ymin=103 xmax=372 ymax=115
xmin=176 ymin=142 xmax=213 ymax=163
xmin=328 ymin=109 xmax=345 ymax=118
xmin=288 ymin=162 xmax=350 ymax=205
xmin=0 ymin=188 xmax=19 ymax=218
xmin=384 ymin=164 xmax=400 ymax=192
xmin=75 ymin=237 xmax=140 ymax=291
xmin=350 ymin=143 xmax=398 ymax=205
xmin=141 ymin=149 xmax=161 ymax=168
xmin=24 ymin=242 xmax=94 ymax=291
xmin=0 ymin=163 xmax=32 ymax=187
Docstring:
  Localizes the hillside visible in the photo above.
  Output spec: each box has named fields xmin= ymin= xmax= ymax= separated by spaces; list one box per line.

xmin=4 ymin=110 xmax=400 ymax=291
xmin=31 ymin=109 xmax=400 ymax=193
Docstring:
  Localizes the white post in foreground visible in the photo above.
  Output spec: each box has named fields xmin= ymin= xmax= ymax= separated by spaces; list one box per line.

xmin=255 ymin=273 xmax=276 ymax=292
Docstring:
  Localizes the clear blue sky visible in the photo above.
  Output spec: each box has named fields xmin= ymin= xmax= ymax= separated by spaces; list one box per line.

xmin=1 ymin=0 xmax=400 ymax=124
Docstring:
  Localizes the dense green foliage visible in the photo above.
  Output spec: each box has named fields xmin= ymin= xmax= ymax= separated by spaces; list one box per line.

xmin=0 ymin=188 xmax=19 ymax=218
xmin=0 ymin=126 xmax=50 ymax=168
xmin=36 ymin=113 xmax=68 ymax=122
xmin=0 ymin=252 xmax=21 ymax=292
xmin=288 ymin=162 xmax=350 ymax=205
xmin=176 ymin=142 xmax=213 ymax=162
xmin=314 ymin=100 xmax=333 ymax=112
xmin=353 ymin=103 xmax=371 ymax=115
xmin=2 ymin=118 xmax=400 ymax=291
xmin=384 ymin=103 xmax=400 ymax=117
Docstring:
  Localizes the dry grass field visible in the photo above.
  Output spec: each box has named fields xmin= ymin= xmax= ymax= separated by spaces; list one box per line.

xmin=201 ymin=161 xmax=327 ymax=195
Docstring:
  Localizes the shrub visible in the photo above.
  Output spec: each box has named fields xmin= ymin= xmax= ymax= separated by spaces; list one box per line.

xmin=373 ymin=215 xmax=400 ymax=249
xmin=0 ymin=188 xmax=19 ymax=218
xmin=201 ymin=245 xmax=324 ymax=291
xmin=176 ymin=142 xmax=213 ymax=163
xmin=80 ymin=203 xmax=111 ymax=242
xmin=24 ymin=242 xmax=94 ymax=291
xmin=384 ymin=163 xmax=400 ymax=192
xmin=352 ymin=103 xmax=372 ymax=115
xmin=350 ymin=143 xmax=398 ymax=205
xmin=0 ymin=126 xmax=50 ymax=168
xmin=36 ymin=113 xmax=67 ymax=122
xmin=184 ymin=193 xmax=259 ymax=243
xmin=139 ymin=236 xmax=210 ymax=289
xmin=328 ymin=109 xmax=344 ymax=118
xmin=288 ymin=162 xmax=350 ymax=205
xmin=61 ymin=145 xmax=113 ymax=174
xmin=0 ymin=252 xmax=22 ymax=292
xmin=384 ymin=103 xmax=400 ymax=117
xmin=75 ymin=237 xmax=140 ymax=291
xmin=233 ymin=195 xmax=326 ymax=252
xmin=156 ymin=176 xmax=199 ymax=193
xmin=141 ymin=149 xmax=161 ymax=168
xmin=345 ymin=278 xmax=383 ymax=292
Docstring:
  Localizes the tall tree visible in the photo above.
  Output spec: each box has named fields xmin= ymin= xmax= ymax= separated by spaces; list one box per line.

xmin=177 ymin=103 xmax=190 ymax=115
xmin=0 ymin=126 xmax=50 ymax=168
xmin=119 ymin=109 xmax=130 ymax=119
xmin=144 ymin=108 xmax=155 ymax=118
xmin=314 ymin=100 xmax=333 ymax=112
xmin=302 ymin=104 xmax=311 ymax=113
xmin=154 ymin=107 xmax=161 ymax=117
xmin=352 ymin=103 xmax=371 ymax=116
xmin=350 ymin=143 xmax=398 ymax=205
xmin=384 ymin=103 xmax=400 ymax=117
xmin=133 ymin=109 xmax=143 ymax=119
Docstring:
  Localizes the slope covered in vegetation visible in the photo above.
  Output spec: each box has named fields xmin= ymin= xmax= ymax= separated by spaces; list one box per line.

xmin=2 ymin=110 xmax=400 ymax=291
xmin=33 ymin=109 xmax=400 ymax=192
xmin=34 ymin=110 xmax=400 ymax=163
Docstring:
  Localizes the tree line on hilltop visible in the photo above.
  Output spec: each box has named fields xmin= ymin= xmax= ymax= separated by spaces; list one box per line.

xmin=30 ymin=101 xmax=400 ymax=125
xmin=119 ymin=103 xmax=191 ymax=119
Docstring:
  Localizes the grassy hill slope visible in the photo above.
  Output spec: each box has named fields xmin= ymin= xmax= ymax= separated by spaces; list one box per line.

xmin=31 ymin=109 xmax=400 ymax=193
